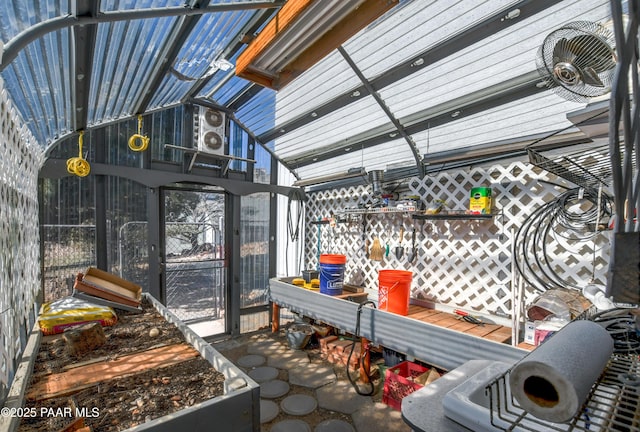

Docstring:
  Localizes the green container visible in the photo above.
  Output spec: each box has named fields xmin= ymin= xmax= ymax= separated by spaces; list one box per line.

xmin=469 ymin=187 xmax=492 ymax=214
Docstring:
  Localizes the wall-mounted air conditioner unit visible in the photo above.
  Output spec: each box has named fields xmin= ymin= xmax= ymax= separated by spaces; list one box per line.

xmin=195 ymin=106 xmax=226 ymax=155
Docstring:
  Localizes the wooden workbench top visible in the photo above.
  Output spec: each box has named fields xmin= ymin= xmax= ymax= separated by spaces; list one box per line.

xmin=406 ymin=304 xmax=513 ymax=344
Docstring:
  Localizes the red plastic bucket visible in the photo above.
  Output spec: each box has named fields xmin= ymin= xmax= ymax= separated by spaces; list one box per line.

xmin=378 ymin=270 xmax=412 ymax=315
xmin=319 ymin=254 xmax=347 ymax=295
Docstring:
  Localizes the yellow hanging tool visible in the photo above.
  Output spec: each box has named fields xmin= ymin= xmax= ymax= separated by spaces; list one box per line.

xmin=128 ymin=114 xmax=150 ymax=152
xmin=66 ymin=131 xmax=91 ymax=177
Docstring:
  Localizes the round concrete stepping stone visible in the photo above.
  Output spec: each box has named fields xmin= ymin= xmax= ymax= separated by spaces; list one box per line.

xmin=280 ymin=394 xmax=318 ymax=416
xmin=260 ymin=399 xmax=279 ymax=423
xmin=271 ymin=419 xmax=312 ymax=432
xmin=237 ymin=354 xmax=266 ymax=368
xmin=314 ymin=419 xmax=355 ymax=432
xmin=249 ymin=366 xmax=279 ymax=383
xmin=261 ymin=379 xmax=290 ymax=399
xmin=289 ymin=363 xmax=335 ymax=388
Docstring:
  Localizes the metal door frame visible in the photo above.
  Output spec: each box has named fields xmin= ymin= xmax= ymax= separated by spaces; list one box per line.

xmin=158 ymin=186 xmax=228 ymax=333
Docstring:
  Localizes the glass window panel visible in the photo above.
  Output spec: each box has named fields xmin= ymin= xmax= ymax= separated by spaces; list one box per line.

xmin=150 ymin=105 xmax=185 ymax=162
xmin=234 ymin=88 xmax=276 ymax=136
xmin=254 ymin=144 xmax=272 ymax=185
xmin=229 ymin=121 xmax=247 ymax=173
xmin=240 ymin=192 xmax=270 ymax=308
xmin=1 ymin=30 xmax=72 ymax=146
xmin=107 ymin=177 xmax=149 ymax=288
xmin=89 ymin=17 xmax=178 ymax=123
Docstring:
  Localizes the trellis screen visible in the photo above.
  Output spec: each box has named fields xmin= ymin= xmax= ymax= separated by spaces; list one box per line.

xmin=303 ymin=161 xmax=611 ymax=318
xmin=0 ymin=78 xmax=44 ymax=404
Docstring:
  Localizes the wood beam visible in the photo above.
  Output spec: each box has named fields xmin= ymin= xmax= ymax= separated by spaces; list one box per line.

xmin=236 ymin=0 xmax=398 ymax=89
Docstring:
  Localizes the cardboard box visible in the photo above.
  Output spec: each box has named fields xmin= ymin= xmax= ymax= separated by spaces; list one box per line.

xmin=524 ymin=321 xmax=535 ymax=345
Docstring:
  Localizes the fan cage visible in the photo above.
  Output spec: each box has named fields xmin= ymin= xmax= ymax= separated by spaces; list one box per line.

xmin=536 ymin=20 xmax=617 ymax=103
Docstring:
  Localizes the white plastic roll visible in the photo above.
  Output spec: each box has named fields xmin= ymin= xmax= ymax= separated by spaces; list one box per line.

xmin=509 ymin=319 xmax=613 ymax=423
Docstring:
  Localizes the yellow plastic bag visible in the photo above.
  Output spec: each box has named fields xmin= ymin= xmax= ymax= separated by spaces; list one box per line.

xmin=38 ymin=296 xmax=117 ymax=335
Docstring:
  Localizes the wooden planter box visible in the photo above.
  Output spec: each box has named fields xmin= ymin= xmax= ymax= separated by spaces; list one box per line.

xmin=1 ymin=294 xmax=260 ymax=432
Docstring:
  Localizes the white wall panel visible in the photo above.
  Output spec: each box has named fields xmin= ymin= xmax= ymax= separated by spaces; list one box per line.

xmin=273 ymin=52 xmax=361 ymax=125
xmin=293 ymin=138 xmax=415 ymax=180
xmin=274 ymin=96 xmax=390 ymax=158
xmin=379 ymin=0 xmax=610 ymax=119
xmin=413 ymin=92 xmax=585 ymax=155
xmin=344 ymin=0 xmax=514 ymax=77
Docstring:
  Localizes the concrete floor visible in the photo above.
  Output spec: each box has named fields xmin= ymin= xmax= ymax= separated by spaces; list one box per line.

xmin=213 ymin=331 xmax=413 ymax=432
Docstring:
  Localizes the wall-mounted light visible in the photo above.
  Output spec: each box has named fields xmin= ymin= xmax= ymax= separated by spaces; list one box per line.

xmin=292 ymin=167 xmax=368 ymax=187
xmin=212 ymin=59 xmax=234 ymax=71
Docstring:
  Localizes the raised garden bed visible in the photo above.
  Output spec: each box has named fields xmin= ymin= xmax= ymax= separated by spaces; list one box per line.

xmin=2 ymin=294 xmax=259 ymax=432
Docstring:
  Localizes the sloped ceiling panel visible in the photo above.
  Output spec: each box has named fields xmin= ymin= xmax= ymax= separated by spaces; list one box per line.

xmin=274 ymin=96 xmax=391 ymax=159
xmin=293 ymin=138 xmax=415 ymax=180
xmin=100 ymin=0 xmax=185 ymax=11
xmin=272 ymin=0 xmax=612 ymax=180
xmin=377 ymin=0 xmax=611 ymax=120
xmin=0 ymin=2 xmax=72 ymax=145
xmin=88 ymin=16 xmax=178 ymax=124
xmin=271 ymin=50 xmax=363 ymax=125
xmin=150 ymin=9 xmax=255 ymax=109
xmin=412 ymin=92 xmax=586 ymax=157
xmin=342 ymin=0 xmax=517 ymax=78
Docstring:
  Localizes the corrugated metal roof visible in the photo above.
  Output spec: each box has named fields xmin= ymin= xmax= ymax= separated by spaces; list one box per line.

xmin=0 ymin=0 xmax=617 ymax=182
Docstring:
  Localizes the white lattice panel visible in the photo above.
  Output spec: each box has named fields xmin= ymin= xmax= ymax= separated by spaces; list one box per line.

xmin=0 ymin=79 xmax=44 ymax=398
xmin=304 ymin=162 xmax=610 ymax=318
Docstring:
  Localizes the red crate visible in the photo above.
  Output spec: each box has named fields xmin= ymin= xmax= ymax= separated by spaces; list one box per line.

xmin=382 ymin=361 xmax=429 ymax=410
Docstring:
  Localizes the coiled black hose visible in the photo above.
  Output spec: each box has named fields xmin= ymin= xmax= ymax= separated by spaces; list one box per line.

xmin=514 ymin=187 xmax=613 ymax=292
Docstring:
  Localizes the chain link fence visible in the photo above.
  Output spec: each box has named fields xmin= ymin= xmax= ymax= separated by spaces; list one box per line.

xmin=42 ymin=224 xmax=96 ymax=301
xmin=163 ymin=222 xmax=225 ymax=323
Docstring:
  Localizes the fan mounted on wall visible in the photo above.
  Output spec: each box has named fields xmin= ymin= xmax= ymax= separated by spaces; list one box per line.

xmin=536 ymin=20 xmax=617 ymax=103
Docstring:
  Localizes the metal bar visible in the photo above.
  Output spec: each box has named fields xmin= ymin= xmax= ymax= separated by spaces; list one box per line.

xmin=164 ymin=144 xmax=257 ymax=163
xmin=285 ymin=72 xmax=545 ymax=168
xmin=1 ymin=1 xmax=284 ymax=71
xmin=183 ymin=8 xmax=276 ymax=102
xmin=338 ymin=46 xmax=424 ymax=178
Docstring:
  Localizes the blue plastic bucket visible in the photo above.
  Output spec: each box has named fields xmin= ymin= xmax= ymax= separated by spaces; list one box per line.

xmin=319 ymin=254 xmax=346 ymax=295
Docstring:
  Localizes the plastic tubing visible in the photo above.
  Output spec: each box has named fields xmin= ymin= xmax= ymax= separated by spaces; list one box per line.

xmin=66 ymin=131 xmax=90 ymax=177
xmin=128 ymin=115 xmax=149 ymax=151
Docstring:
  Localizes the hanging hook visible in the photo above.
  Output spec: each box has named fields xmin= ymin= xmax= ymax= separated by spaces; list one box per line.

xmin=128 ymin=114 xmax=150 ymax=151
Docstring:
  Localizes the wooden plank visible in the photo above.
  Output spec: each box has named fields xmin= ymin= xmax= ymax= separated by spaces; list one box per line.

xmin=418 ymin=312 xmax=453 ymax=324
xmin=276 ymin=0 xmax=399 ymax=89
xmin=482 ymin=326 xmax=513 ymax=343
xmin=447 ymin=320 xmax=479 ymax=332
xmin=462 ymin=323 xmax=503 ymax=338
xmin=431 ymin=316 xmax=467 ymax=328
xmin=517 ymin=342 xmax=536 ymax=351
xmin=236 ymin=0 xmax=315 ymax=73
xmin=407 ymin=304 xmax=425 ymax=315
xmin=407 ymin=308 xmax=442 ymax=321
xmin=27 ymin=343 xmax=199 ymax=401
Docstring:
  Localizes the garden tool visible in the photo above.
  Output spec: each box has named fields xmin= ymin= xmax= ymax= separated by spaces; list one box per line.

xmin=407 ymin=227 xmax=417 ymax=263
xmin=395 ymin=226 xmax=405 ymax=259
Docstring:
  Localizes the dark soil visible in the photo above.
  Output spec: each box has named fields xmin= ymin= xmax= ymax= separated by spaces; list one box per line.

xmin=18 ymin=299 xmax=225 ymax=432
